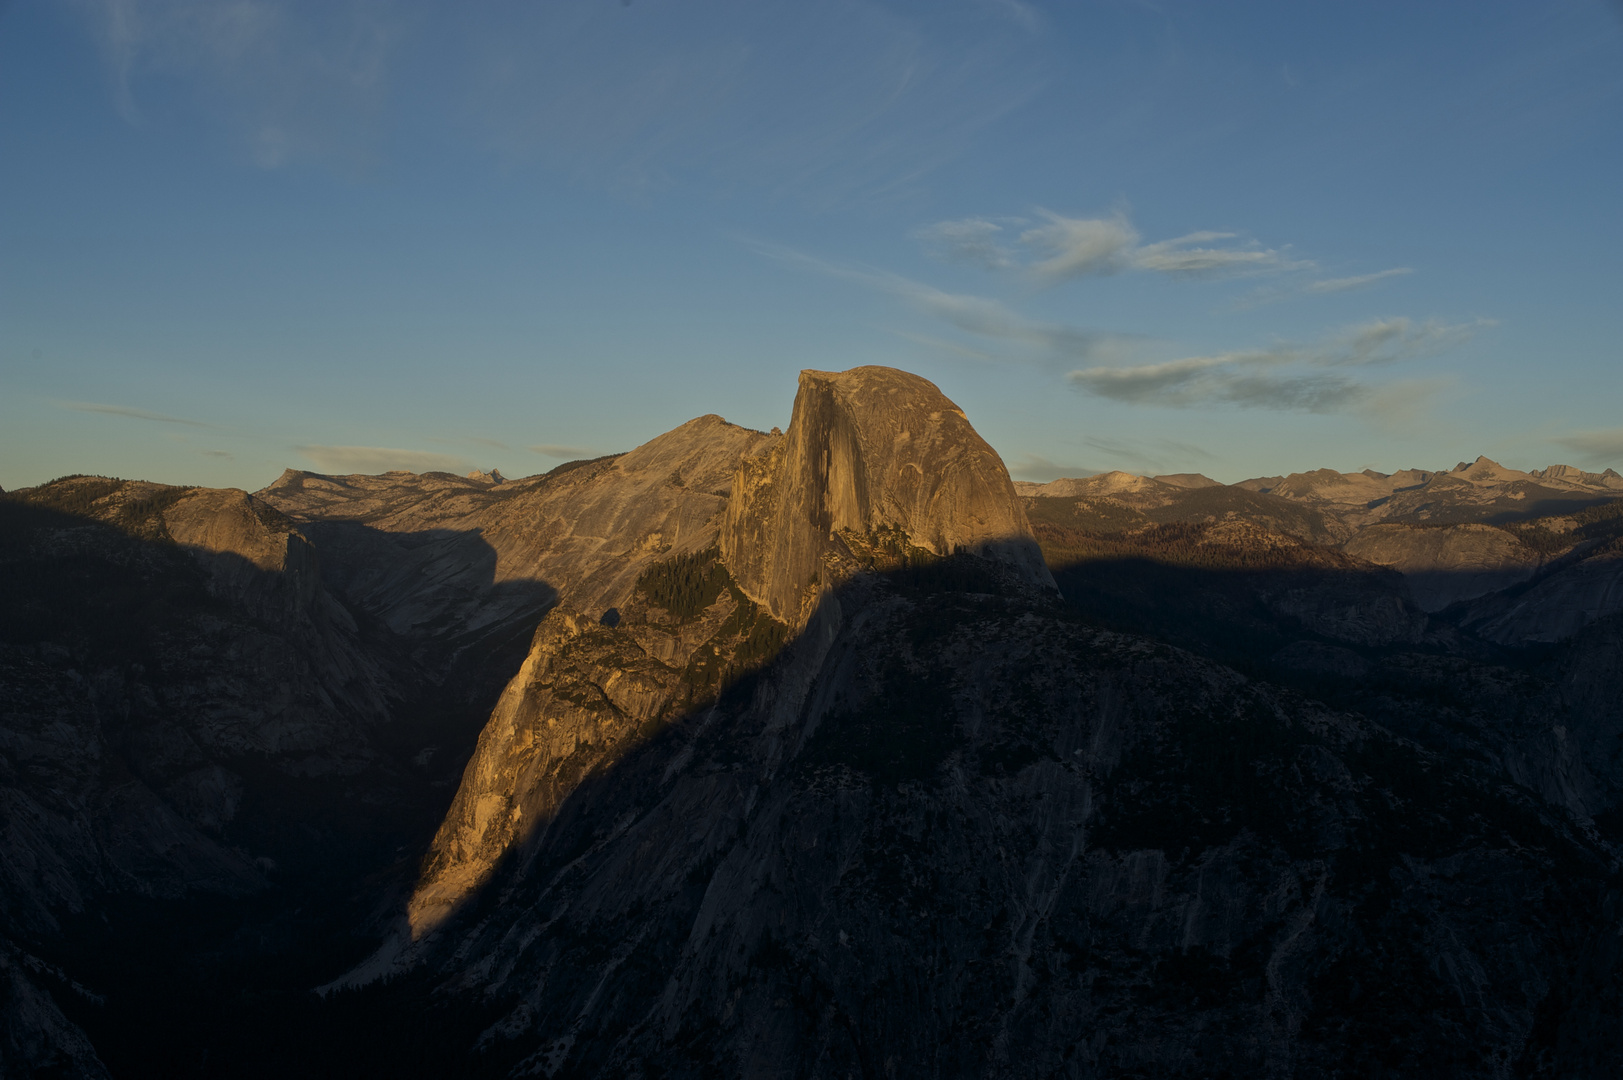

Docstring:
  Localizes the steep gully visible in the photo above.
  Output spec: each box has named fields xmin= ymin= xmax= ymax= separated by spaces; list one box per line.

xmin=1 ymin=367 xmax=1622 ymax=1075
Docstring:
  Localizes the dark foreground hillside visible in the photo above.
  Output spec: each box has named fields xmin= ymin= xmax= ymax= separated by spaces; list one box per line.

xmin=316 ymin=553 xmax=1623 ymax=1078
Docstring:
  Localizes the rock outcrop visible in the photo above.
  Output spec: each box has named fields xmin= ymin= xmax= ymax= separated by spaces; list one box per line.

xmin=1460 ymin=545 xmax=1623 ymax=644
xmin=366 ymin=561 xmax=1623 ymax=1078
xmin=1342 ymin=522 xmax=1547 ymax=611
xmin=161 ymin=486 xmax=322 ymax=620
xmin=1235 ymin=456 xmax=1622 ymax=526
xmin=1014 ymin=471 xmax=1220 ymax=500
xmin=376 ymin=368 xmax=1053 ymax=957
xmin=259 ymin=415 xmax=772 ymax=643
xmin=722 ymin=367 xmax=1052 ymax=624
xmin=10 ymin=374 xmax=1623 ymax=1076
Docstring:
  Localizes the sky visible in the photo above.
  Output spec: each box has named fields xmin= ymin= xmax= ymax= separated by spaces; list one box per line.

xmin=3 ymin=0 xmax=1622 ymax=491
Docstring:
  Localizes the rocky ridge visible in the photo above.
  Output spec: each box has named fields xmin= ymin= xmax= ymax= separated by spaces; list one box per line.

xmin=4 ymin=371 xmax=1623 ymax=1076
xmin=316 ymin=373 xmax=1623 ymax=1077
xmin=387 ymin=367 xmax=1053 ymax=966
xmin=1024 ymin=454 xmax=1623 ymax=645
xmin=724 ymin=367 xmax=1053 ymax=624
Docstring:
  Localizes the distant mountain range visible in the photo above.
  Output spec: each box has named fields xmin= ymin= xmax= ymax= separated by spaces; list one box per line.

xmin=4 ymin=369 xmax=1623 ymax=1077
xmin=1018 ymin=455 xmax=1623 ymax=527
xmin=1015 ymin=455 xmax=1623 ymax=629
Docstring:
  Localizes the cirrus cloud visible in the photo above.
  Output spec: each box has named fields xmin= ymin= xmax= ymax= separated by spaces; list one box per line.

xmin=528 ymin=443 xmax=594 ymax=459
xmin=1066 ymin=317 xmax=1488 ymax=413
xmin=916 ymin=209 xmax=1311 ymax=283
xmin=296 ymin=445 xmax=470 ymax=475
xmin=60 ymin=399 xmax=213 ymax=426
xmin=1551 ymin=429 xmax=1623 ymax=469
xmin=752 ymin=242 xmax=1120 ymax=362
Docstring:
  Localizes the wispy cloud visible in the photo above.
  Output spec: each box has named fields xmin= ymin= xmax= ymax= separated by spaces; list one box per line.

xmin=1234 ymin=266 xmax=1416 ymax=309
xmin=756 ymin=243 xmax=1120 ymax=362
xmin=890 ymin=331 xmax=1002 ymax=364
xmin=1076 ymin=434 xmax=1215 ymax=475
xmin=297 ymin=445 xmax=469 ymax=475
xmin=1008 ymin=453 xmax=1095 ymax=483
xmin=910 ymin=218 xmax=1016 ymax=270
xmin=1304 ymin=268 xmax=1415 ymax=294
xmin=68 ymin=0 xmax=403 ymax=168
xmin=528 ymin=443 xmax=593 ymax=459
xmin=917 ymin=209 xmax=1309 ymax=283
xmin=458 ymin=2 xmax=1045 ymax=202
xmin=201 ymin=449 xmax=233 ymax=459
xmin=981 ymin=0 xmax=1042 ymax=32
xmin=1067 ymin=317 xmax=1487 ymax=413
xmin=1018 ymin=211 xmax=1140 ymax=279
xmin=1551 ymin=429 xmax=1623 ymax=469
xmin=61 ymin=400 xmax=212 ymax=426
xmin=1131 ymin=231 xmax=1307 ymax=277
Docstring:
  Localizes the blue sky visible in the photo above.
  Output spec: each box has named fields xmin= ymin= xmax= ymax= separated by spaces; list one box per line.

xmin=3 ymin=0 xmax=1621 ymax=490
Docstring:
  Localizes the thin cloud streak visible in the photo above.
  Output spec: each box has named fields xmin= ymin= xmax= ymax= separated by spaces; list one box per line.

xmin=458 ymin=2 xmax=1046 ymax=203
xmin=528 ymin=444 xmax=593 ymax=459
xmin=911 ymin=218 xmax=1015 ymax=270
xmin=1067 ymin=317 xmax=1487 ymax=413
xmin=1008 ymin=453 xmax=1096 ymax=483
xmin=1019 ymin=211 xmax=1139 ymax=279
xmin=61 ymin=400 xmax=212 ymax=426
xmin=1075 ymin=434 xmax=1215 ymax=475
xmin=755 ymin=242 xmax=1118 ymax=362
xmin=68 ymin=0 xmax=402 ymax=169
xmin=919 ymin=210 xmax=1310 ymax=283
xmin=1305 ymin=268 xmax=1415 ymax=294
xmin=1551 ymin=429 xmax=1623 ymax=469
xmin=1234 ymin=267 xmax=1416 ymax=309
xmin=297 ymin=445 xmax=470 ymax=475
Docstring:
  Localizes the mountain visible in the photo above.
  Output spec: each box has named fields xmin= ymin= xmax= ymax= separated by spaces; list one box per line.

xmin=1236 ymin=455 xmax=1623 ymax=526
xmin=2 ymin=370 xmax=1622 ymax=1076
xmin=1025 ymin=455 xmax=1623 ymax=628
xmin=332 ymin=370 xmax=1623 ymax=1075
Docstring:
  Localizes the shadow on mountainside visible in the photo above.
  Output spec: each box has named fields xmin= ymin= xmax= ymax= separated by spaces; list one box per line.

xmin=1045 ymin=547 xmax=1623 ymax=825
xmin=293 ymin=550 xmax=1623 ymax=1079
xmin=291 ymin=519 xmax=560 ymax=651
xmin=9 ymin=483 xmax=1623 ymax=1077
xmin=0 ymin=492 xmax=558 ymax=1079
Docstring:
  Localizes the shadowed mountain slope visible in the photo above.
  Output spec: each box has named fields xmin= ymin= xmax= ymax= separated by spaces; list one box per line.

xmin=319 ymin=370 xmax=1623 ymax=1077
xmin=258 ymin=414 xmax=773 ymax=645
xmin=5 ymin=371 xmax=1623 ymax=1077
xmin=388 ymin=367 xmax=1053 ymax=968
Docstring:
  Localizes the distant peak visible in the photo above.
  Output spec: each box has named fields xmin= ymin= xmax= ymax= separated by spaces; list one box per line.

xmin=1151 ymin=473 xmax=1221 ymax=490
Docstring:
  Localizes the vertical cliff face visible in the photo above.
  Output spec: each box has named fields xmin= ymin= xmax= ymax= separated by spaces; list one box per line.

xmin=380 ymin=367 xmax=1052 ymax=960
xmin=722 ymin=367 xmax=1052 ymax=624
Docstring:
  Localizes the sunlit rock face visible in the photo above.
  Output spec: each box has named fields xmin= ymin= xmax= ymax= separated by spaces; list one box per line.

xmin=722 ymin=366 xmax=1053 ymax=624
xmin=380 ymin=552 xmax=1623 ymax=1079
xmin=362 ymin=369 xmax=1623 ymax=1075
xmin=390 ymin=417 xmax=782 ymax=948
xmin=387 ymin=367 xmax=1054 ymax=955
xmin=11 ymin=369 xmax=1623 ymax=1076
xmin=260 ymin=414 xmax=773 ymax=643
